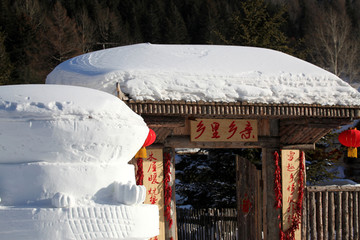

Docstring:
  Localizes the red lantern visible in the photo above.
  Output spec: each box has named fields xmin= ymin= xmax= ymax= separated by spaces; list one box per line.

xmin=338 ymin=128 xmax=360 ymax=158
xmin=135 ymin=128 xmax=156 ymax=159
xmin=143 ymin=128 xmax=156 ymax=147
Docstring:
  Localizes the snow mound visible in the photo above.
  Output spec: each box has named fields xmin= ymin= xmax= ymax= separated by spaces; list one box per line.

xmin=46 ymin=43 xmax=360 ymax=106
xmin=0 ymin=84 xmax=151 ymax=204
xmin=0 ymin=84 xmax=159 ymax=239
xmin=0 ymin=84 xmax=148 ymax=164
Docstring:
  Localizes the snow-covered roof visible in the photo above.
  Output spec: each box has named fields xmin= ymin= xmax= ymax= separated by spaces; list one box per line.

xmin=46 ymin=43 xmax=360 ymax=106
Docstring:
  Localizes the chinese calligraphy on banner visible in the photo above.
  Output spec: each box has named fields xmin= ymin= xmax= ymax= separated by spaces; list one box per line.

xmin=281 ymin=149 xmax=302 ymax=239
xmin=190 ymin=119 xmax=258 ymax=142
xmin=143 ymin=149 xmax=165 ymax=240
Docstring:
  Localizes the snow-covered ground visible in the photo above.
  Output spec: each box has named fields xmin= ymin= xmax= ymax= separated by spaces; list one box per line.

xmin=46 ymin=43 xmax=360 ymax=106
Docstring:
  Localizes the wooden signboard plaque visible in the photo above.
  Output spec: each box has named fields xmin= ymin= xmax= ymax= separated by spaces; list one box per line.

xmin=190 ymin=119 xmax=258 ymax=142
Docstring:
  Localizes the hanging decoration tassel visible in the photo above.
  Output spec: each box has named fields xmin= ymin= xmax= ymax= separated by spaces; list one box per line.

xmin=135 ymin=147 xmax=147 ymax=159
xmin=274 ymin=151 xmax=284 ymax=240
xmin=274 ymin=151 xmax=282 ymax=209
xmin=136 ymin=157 xmax=144 ymax=185
xmin=164 ymin=152 xmax=173 ymax=228
xmin=348 ymin=147 xmax=357 ymax=158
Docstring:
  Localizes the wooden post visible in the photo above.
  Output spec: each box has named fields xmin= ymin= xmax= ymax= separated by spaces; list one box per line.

xmin=310 ymin=192 xmax=316 ymax=239
xmin=329 ymin=192 xmax=335 ymax=239
xmin=336 ymin=192 xmax=342 ymax=240
xmin=354 ymin=192 xmax=359 ymax=239
xmin=323 ymin=191 xmax=329 ymax=240
xmin=281 ymin=149 xmax=304 ymax=239
xmin=164 ymin=148 xmax=178 ymax=240
xmin=316 ymin=192 xmax=323 ymax=240
xmin=343 ymin=192 xmax=349 ymax=239
xmin=143 ymin=148 xmax=165 ymax=240
xmin=262 ymin=147 xmax=281 ymax=240
xmin=301 ymin=189 xmax=307 ymax=239
xmin=349 ymin=192 xmax=354 ymax=240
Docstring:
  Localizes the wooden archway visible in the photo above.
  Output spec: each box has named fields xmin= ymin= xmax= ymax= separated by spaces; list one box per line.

xmin=128 ymin=100 xmax=360 ymax=240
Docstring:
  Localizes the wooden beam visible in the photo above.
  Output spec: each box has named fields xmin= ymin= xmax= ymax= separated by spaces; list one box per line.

xmin=164 ymin=136 xmax=280 ymax=148
xmin=307 ymin=185 xmax=360 ymax=192
xmin=143 ymin=115 xmax=186 ymax=128
xmin=148 ymin=123 xmax=184 ymax=128
xmin=282 ymin=144 xmax=315 ymax=150
xmin=152 ymin=127 xmax=173 ymax=143
xmin=127 ymin=100 xmax=360 ymax=119
xmin=280 ymin=118 xmax=354 ymax=128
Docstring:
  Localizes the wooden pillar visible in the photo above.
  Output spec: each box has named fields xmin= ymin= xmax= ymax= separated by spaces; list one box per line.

xmin=262 ymin=147 xmax=281 ymax=240
xmin=143 ymin=148 xmax=166 ymax=240
xmin=164 ymin=147 xmax=178 ymax=240
xmin=281 ymin=150 xmax=304 ymax=239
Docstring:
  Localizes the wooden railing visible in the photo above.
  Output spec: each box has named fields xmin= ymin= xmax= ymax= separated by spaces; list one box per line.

xmin=302 ymin=185 xmax=360 ymax=240
xmin=177 ymin=208 xmax=238 ymax=240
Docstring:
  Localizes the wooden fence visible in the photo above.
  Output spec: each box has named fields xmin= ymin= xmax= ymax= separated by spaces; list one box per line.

xmin=177 ymin=186 xmax=360 ymax=240
xmin=302 ymin=185 xmax=360 ymax=240
xmin=177 ymin=208 xmax=238 ymax=240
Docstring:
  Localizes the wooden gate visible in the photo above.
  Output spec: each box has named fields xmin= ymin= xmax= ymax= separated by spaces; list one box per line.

xmin=236 ymin=156 xmax=262 ymax=240
xmin=177 ymin=208 xmax=237 ymax=239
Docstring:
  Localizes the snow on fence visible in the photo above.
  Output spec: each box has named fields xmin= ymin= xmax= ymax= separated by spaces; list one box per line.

xmin=177 ymin=208 xmax=238 ymax=240
xmin=302 ymin=185 xmax=360 ymax=240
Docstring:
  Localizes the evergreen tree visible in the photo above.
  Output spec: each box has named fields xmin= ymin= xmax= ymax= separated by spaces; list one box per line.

xmin=11 ymin=0 xmax=46 ymax=84
xmin=0 ymin=31 xmax=13 ymax=85
xmin=162 ymin=0 xmax=189 ymax=43
xmin=213 ymin=0 xmax=291 ymax=53
xmin=117 ymin=0 xmax=143 ymax=43
xmin=175 ymin=0 xmax=200 ymax=43
xmin=305 ymin=132 xmax=343 ymax=185
xmin=93 ymin=1 xmax=126 ymax=49
xmin=139 ymin=1 xmax=162 ymax=43
xmin=193 ymin=0 xmax=219 ymax=43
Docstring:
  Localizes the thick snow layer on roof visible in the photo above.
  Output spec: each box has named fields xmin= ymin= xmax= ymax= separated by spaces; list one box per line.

xmin=46 ymin=43 xmax=360 ymax=106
